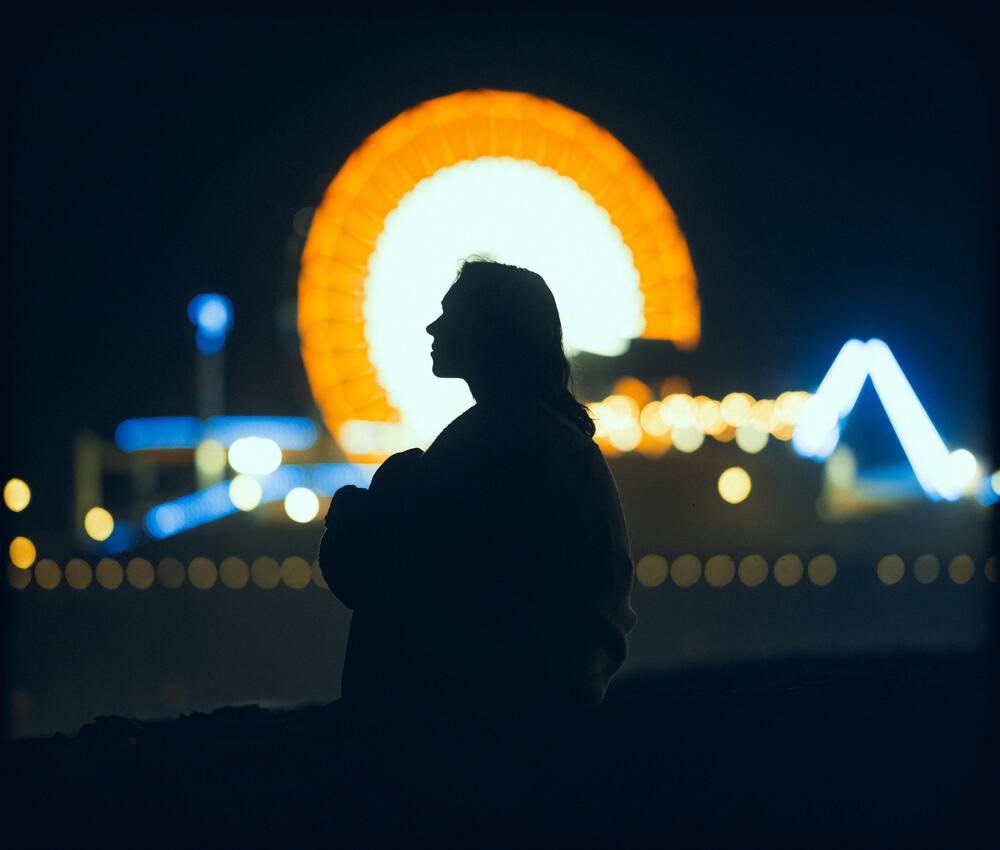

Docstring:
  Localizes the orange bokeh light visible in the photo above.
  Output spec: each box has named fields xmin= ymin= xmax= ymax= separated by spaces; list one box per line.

xmin=298 ymin=90 xmax=700 ymax=459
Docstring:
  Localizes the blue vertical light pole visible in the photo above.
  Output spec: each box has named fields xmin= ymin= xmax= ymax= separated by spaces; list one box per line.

xmin=188 ymin=294 xmax=234 ymax=487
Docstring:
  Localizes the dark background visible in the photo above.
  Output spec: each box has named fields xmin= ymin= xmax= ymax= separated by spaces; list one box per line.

xmin=9 ymin=12 xmax=993 ymax=487
xmin=4 ymin=12 xmax=996 ymax=740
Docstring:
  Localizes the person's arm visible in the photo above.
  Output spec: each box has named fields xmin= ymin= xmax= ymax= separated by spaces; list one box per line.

xmin=316 ymin=485 xmax=375 ymax=610
xmin=317 ymin=448 xmax=426 ymax=610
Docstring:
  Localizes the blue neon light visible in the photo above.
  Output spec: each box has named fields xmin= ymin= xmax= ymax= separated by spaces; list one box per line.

xmin=145 ymin=482 xmax=237 ymax=539
xmin=203 ymin=417 xmax=317 ymax=450
xmin=115 ymin=417 xmax=203 ymax=452
xmin=793 ymin=338 xmax=977 ymax=502
xmin=115 ymin=416 xmax=318 ymax=452
xmin=188 ymin=294 xmax=233 ymax=354
xmin=143 ymin=463 xmax=377 ymax=539
xmin=792 ymin=339 xmax=868 ymax=461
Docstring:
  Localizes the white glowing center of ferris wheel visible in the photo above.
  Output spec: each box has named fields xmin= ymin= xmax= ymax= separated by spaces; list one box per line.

xmin=364 ymin=156 xmax=645 ymax=444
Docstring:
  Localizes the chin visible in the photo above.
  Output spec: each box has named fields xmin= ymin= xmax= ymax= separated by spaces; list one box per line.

xmin=431 ymin=360 xmax=459 ymax=378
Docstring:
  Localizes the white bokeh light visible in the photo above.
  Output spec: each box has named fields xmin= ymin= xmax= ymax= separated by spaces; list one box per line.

xmin=284 ymin=487 xmax=320 ymax=523
xmin=363 ymin=156 xmax=645 ymax=446
xmin=228 ymin=437 xmax=282 ymax=476
xmin=229 ymin=475 xmax=262 ymax=511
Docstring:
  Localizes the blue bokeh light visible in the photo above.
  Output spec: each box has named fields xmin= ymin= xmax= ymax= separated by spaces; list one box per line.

xmin=116 ymin=416 xmax=318 ymax=452
xmin=143 ymin=463 xmax=377 ymax=539
xmin=793 ymin=338 xmax=975 ymax=502
xmin=188 ymin=294 xmax=233 ymax=354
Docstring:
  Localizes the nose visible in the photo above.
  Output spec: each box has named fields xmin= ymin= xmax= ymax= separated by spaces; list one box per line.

xmin=426 ymin=315 xmax=441 ymax=336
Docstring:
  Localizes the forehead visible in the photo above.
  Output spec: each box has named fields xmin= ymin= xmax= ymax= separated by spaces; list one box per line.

xmin=441 ymin=283 xmax=470 ymax=310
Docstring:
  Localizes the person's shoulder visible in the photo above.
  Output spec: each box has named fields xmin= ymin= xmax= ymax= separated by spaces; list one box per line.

xmin=427 ymin=397 xmax=597 ymax=464
xmin=422 ymin=402 xmax=488 ymax=466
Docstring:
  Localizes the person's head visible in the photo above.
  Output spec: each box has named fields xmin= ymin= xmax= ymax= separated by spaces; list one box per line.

xmin=426 ymin=258 xmax=595 ymax=437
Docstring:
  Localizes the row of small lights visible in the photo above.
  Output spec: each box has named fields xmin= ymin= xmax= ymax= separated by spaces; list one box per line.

xmin=589 ymin=377 xmax=812 ymax=457
xmin=634 ymin=553 xmax=997 ymax=588
xmin=7 ymin=553 xmax=994 ymax=592
xmin=5 ymin=556 xmax=328 ymax=591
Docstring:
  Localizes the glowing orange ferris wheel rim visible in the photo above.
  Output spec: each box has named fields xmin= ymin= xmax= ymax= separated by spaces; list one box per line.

xmin=298 ymin=89 xmax=700 ymax=442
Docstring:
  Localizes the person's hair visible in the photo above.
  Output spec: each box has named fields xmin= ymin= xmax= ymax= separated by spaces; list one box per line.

xmin=451 ymin=258 xmax=595 ymax=438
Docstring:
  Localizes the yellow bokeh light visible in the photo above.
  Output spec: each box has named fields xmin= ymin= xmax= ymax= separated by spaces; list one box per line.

xmin=695 ymin=398 xmax=724 ymax=435
xmin=220 ymin=557 xmax=250 ymax=589
xmin=96 ymin=558 xmax=124 ymax=590
xmin=65 ymin=559 xmax=92 ymax=590
xmin=775 ymin=391 xmax=810 ymax=425
xmin=738 ymin=555 xmax=768 ymax=587
xmin=771 ymin=421 xmax=796 ymax=441
xmin=608 ymin=421 xmax=643 ymax=453
xmin=228 ymin=437 xmax=282 ymax=476
xmin=4 ymin=478 xmax=31 ymax=512
xmin=669 ymin=397 xmax=699 ymax=429
xmin=157 ymin=558 xmax=186 ymax=589
xmin=714 ymin=424 xmax=737 ymax=443
xmin=281 ymin=556 xmax=313 ymax=589
xmin=773 ymin=555 xmax=804 ymax=587
xmin=34 ymin=559 xmax=61 ymax=590
xmin=195 ymin=439 xmax=227 ymax=477
xmin=912 ymin=554 xmax=940 ymax=585
xmin=876 ymin=555 xmax=905 ymax=586
xmin=660 ymin=394 xmax=696 ymax=428
xmin=229 ymin=475 xmax=263 ymax=511
xmin=284 ymin=488 xmax=320 ymax=523
xmin=189 ymin=557 xmax=218 ymax=590
xmin=720 ymin=393 xmax=752 ymax=427
xmin=718 ymin=467 xmax=751 ymax=504
xmin=984 ymin=557 xmax=996 ymax=584
xmin=84 ymin=507 xmax=115 ymax=542
xmin=807 ymin=555 xmax=837 ymax=586
xmin=671 ymin=426 xmax=704 ymax=454
xmin=7 ymin=563 xmax=31 ymax=589
xmin=9 ymin=536 xmax=36 ymax=569
xmin=947 ymin=555 xmax=974 ymax=585
xmin=670 ymin=555 xmax=701 ymax=588
xmin=992 ymin=471 xmax=1000 ymax=496
xmin=126 ymin=558 xmax=155 ymax=590
xmin=251 ymin=556 xmax=280 ymax=590
xmin=298 ymin=90 xmax=700 ymax=461
xmin=735 ymin=424 xmax=769 ymax=454
xmin=639 ymin=402 xmax=670 ymax=437
xmin=750 ymin=399 xmax=776 ymax=432
xmin=604 ymin=394 xmax=640 ymax=420
xmin=635 ymin=554 xmax=668 ymax=588
xmin=704 ymin=555 xmax=735 ymax=588
xmin=502 ymin=390 xmax=819 ymax=457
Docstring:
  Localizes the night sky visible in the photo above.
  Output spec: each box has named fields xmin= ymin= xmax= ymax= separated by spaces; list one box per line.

xmin=9 ymin=13 xmax=993 ymax=530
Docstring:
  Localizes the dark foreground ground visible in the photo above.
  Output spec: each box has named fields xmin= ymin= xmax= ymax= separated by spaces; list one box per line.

xmin=9 ymin=652 xmax=997 ymax=846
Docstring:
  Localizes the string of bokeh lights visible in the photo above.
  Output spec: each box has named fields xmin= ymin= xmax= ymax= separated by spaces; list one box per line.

xmin=5 ymin=553 xmax=996 ymax=592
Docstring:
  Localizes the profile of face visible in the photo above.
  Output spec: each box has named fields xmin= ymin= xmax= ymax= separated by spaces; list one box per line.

xmin=425 ymin=284 xmax=480 ymax=380
xmin=426 ymin=261 xmax=564 ymax=397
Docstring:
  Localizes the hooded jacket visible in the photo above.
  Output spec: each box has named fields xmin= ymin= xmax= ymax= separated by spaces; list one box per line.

xmin=319 ymin=398 xmax=637 ymax=721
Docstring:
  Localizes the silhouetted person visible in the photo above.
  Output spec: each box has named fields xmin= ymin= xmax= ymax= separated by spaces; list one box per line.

xmin=317 ymin=259 xmax=637 ymax=825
